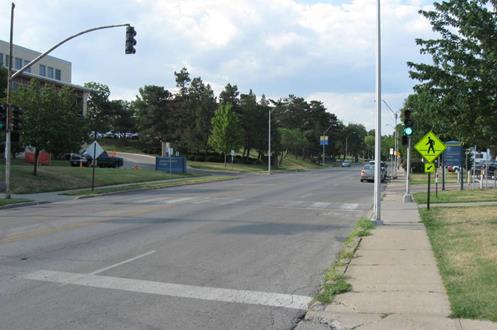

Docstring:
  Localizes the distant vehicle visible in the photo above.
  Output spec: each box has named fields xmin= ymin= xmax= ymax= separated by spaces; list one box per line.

xmin=360 ymin=164 xmax=387 ymax=182
xmin=103 ymin=131 xmax=117 ymax=139
xmin=69 ymin=152 xmax=123 ymax=168
xmin=341 ymin=160 xmax=352 ymax=167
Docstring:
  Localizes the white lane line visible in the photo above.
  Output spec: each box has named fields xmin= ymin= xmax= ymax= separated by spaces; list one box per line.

xmin=23 ymin=270 xmax=312 ymax=310
xmin=310 ymin=202 xmax=330 ymax=209
xmin=162 ymin=197 xmax=195 ymax=204
xmin=90 ymin=250 xmax=156 ymax=275
xmin=341 ymin=203 xmax=360 ymax=210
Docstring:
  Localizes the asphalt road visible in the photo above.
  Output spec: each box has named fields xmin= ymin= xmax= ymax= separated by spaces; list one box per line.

xmin=0 ymin=167 xmax=373 ymax=330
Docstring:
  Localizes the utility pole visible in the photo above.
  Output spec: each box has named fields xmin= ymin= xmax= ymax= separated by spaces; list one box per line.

xmin=403 ymin=136 xmax=413 ymax=202
xmin=268 ymin=107 xmax=271 ymax=174
xmin=372 ymin=0 xmax=383 ymax=224
xmin=3 ymin=6 xmax=133 ymax=198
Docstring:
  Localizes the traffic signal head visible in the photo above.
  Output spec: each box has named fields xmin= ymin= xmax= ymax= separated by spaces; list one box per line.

xmin=12 ymin=105 xmax=23 ymax=132
xmin=0 ymin=104 xmax=5 ymax=130
xmin=402 ymin=107 xmax=413 ymax=136
xmin=125 ymin=26 xmax=137 ymax=54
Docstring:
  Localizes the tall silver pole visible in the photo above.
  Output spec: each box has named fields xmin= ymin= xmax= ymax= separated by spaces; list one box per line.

xmin=373 ymin=0 xmax=382 ymax=224
xmin=394 ymin=112 xmax=398 ymax=178
xmin=268 ymin=108 xmax=271 ymax=174
xmin=403 ymin=136 xmax=413 ymax=202
xmin=5 ymin=2 xmax=15 ymax=199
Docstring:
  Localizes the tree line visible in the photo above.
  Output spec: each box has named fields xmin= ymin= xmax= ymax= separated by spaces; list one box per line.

xmin=404 ymin=0 xmax=497 ymax=156
xmin=1 ymin=66 xmax=382 ymax=171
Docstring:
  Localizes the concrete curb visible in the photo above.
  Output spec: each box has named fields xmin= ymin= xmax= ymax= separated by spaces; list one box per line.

xmin=0 ymin=201 xmax=50 ymax=210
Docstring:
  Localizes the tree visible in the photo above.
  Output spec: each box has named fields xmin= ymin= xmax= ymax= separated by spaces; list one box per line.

xmin=208 ymin=103 xmax=242 ymax=166
xmin=408 ymin=0 xmax=497 ymax=150
xmin=110 ymin=100 xmax=137 ymax=136
xmin=133 ymin=85 xmax=176 ymax=144
xmin=12 ymin=80 xmax=88 ymax=175
xmin=84 ymin=82 xmax=113 ymax=134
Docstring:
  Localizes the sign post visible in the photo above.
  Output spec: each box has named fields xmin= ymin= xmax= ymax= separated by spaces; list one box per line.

xmin=415 ymin=131 xmax=446 ymax=210
xmin=320 ymin=135 xmax=329 ymax=166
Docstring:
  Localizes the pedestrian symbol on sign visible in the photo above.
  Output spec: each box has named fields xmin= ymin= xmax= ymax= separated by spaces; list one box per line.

xmin=426 ymin=137 xmax=436 ymax=154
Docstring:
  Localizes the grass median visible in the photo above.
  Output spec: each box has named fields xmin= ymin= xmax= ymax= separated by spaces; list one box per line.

xmin=410 ymin=172 xmax=459 ymax=185
xmin=0 ymin=161 xmax=194 ymax=194
xmin=414 ymin=188 xmax=497 ymax=204
xmin=315 ymin=218 xmax=375 ymax=304
xmin=64 ymin=175 xmax=236 ymax=197
xmin=420 ymin=206 xmax=497 ymax=321
xmin=0 ymin=198 xmax=31 ymax=207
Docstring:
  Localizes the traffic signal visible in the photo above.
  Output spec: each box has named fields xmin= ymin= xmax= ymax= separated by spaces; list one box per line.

xmin=125 ymin=26 xmax=137 ymax=54
xmin=0 ymin=104 xmax=6 ymax=130
xmin=403 ymin=107 xmax=413 ymax=136
xmin=12 ymin=105 xmax=23 ymax=132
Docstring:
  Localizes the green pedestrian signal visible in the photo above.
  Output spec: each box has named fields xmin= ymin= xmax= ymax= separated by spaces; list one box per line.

xmin=403 ymin=127 xmax=413 ymax=136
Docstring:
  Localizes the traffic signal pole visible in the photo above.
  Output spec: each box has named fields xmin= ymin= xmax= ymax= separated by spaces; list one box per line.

xmin=3 ymin=3 xmax=133 ymax=198
xmin=403 ymin=136 xmax=413 ymax=203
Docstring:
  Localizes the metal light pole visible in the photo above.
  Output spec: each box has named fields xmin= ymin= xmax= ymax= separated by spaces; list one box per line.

xmin=403 ymin=136 xmax=413 ymax=202
xmin=268 ymin=107 xmax=271 ymax=174
xmin=4 ymin=2 xmax=15 ymax=199
xmin=372 ymin=0 xmax=383 ymax=224
xmin=3 ymin=12 xmax=132 ymax=198
xmin=382 ymin=100 xmax=398 ymax=179
xmin=322 ymin=123 xmax=333 ymax=166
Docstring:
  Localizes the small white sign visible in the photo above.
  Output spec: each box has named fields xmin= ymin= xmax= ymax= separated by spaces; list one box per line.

xmin=84 ymin=141 xmax=105 ymax=159
xmin=231 ymin=150 xmax=235 ymax=156
xmin=390 ymin=148 xmax=394 ymax=155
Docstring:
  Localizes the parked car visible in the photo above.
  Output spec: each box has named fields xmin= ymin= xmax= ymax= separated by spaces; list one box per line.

xmin=69 ymin=152 xmax=123 ymax=168
xmin=360 ymin=164 xmax=387 ymax=182
xmin=341 ymin=160 xmax=352 ymax=167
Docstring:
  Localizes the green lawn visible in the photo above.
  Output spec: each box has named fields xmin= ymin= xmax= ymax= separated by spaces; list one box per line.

xmin=414 ymin=188 xmax=497 ymax=204
xmin=0 ymin=162 xmax=191 ymax=194
xmin=99 ymin=140 xmax=147 ymax=154
xmin=410 ymin=172 xmax=459 ymax=185
xmin=420 ymin=206 xmax=497 ymax=321
xmin=0 ymin=198 xmax=31 ymax=207
xmin=190 ymin=156 xmax=322 ymax=173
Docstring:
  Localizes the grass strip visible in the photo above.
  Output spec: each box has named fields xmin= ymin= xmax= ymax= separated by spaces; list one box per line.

xmin=420 ymin=206 xmax=497 ymax=321
xmin=315 ymin=218 xmax=375 ymax=304
xmin=64 ymin=175 xmax=236 ymax=197
xmin=0 ymin=198 xmax=31 ymax=207
xmin=413 ymin=188 xmax=497 ymax=204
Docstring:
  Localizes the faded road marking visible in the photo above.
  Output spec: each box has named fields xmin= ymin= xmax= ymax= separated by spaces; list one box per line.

xmin=90 ymin=250 xmax=156 ymax=275
xmin=24 ymin=270 xmax=312 ymax=310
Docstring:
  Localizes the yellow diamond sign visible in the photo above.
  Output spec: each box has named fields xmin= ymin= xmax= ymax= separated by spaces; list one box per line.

xmin=414 ymin=131 xmax=446 ymax=163
xmin=424 ymin=163 xmax=435 ymax=173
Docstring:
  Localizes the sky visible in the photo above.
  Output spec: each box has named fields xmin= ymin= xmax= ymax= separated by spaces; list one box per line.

xmin=0 ymin=0 xmax=436 ymax=134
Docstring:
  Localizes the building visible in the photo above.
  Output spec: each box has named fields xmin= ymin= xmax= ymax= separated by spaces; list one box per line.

xmin=0 ymin=40 xmax=90 ymax=115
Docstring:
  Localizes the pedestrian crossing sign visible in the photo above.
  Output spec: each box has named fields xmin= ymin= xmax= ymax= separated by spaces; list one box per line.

xmin=414 ymin=131 xmax=446 ymax=163
xmin=424 ymin=163 xmax=435 ymax=173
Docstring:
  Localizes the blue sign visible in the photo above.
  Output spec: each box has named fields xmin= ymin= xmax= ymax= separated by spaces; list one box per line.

xmin=320 ymin=135 xmax=329 ymax=146
xmin=155 ymin=157 xmax=187 ymax=174
xmin=443 ymin=141 xmax=463 ymax=166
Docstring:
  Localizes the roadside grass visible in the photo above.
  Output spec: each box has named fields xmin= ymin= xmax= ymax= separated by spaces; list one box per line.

xmin=0 ymin=163 xmax=191 ymax=194
xmin=189 ymin=161 xmax=265 ymax=173
xmin=0 ymin=198 xmax=31 ymax=207
xmin=64 ymin=175 xmax=236 ymax=197
xmin=420 ymin=206 xmax=497 ymax=321
xmin=279 ymin=156 xmax=323 ymax=171
xmin=410 ymin=172 xmax=459 ymax=185
xmin=414 ymin=188 xmax=497 ymax=204
xmin=99 ymin=140 xmax=146 ymax=154
xmin=315 ymin=218 xmax=375 ymax=304
xmin=190 ymin=156 xmax=322 ymax=173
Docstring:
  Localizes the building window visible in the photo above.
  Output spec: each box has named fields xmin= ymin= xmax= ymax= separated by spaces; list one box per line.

xmin=15 ymin=57 xmax=23 ymax=70
xmin=6 ymin=55 xmax=10 ymax=67
xmin=39 ymin=64 xmax=46 ymax=76
xmin=47 ymin=66 xmax=54 ymax=79
xmin=0 ymin=53 xmax=3 ymax=67
xmin=24 ymin=60 xmax=31 ymax=73
xmin=55 ymin=69 xmax=61 ymax=81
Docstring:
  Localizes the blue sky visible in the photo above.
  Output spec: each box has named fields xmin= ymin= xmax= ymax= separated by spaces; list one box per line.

xmin=0 ymin=0 xmax=436 ymax=133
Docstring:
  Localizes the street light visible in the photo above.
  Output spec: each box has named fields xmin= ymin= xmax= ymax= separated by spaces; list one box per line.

xmin=372 ymin=0 xmax=382 ymax=224
xmin=322 ymin=123 xmax=333 ymax=166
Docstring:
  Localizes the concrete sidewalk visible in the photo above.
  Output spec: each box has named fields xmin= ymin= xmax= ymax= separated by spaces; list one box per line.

xmin=299 ymin=175 xmax=497 ymax=330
